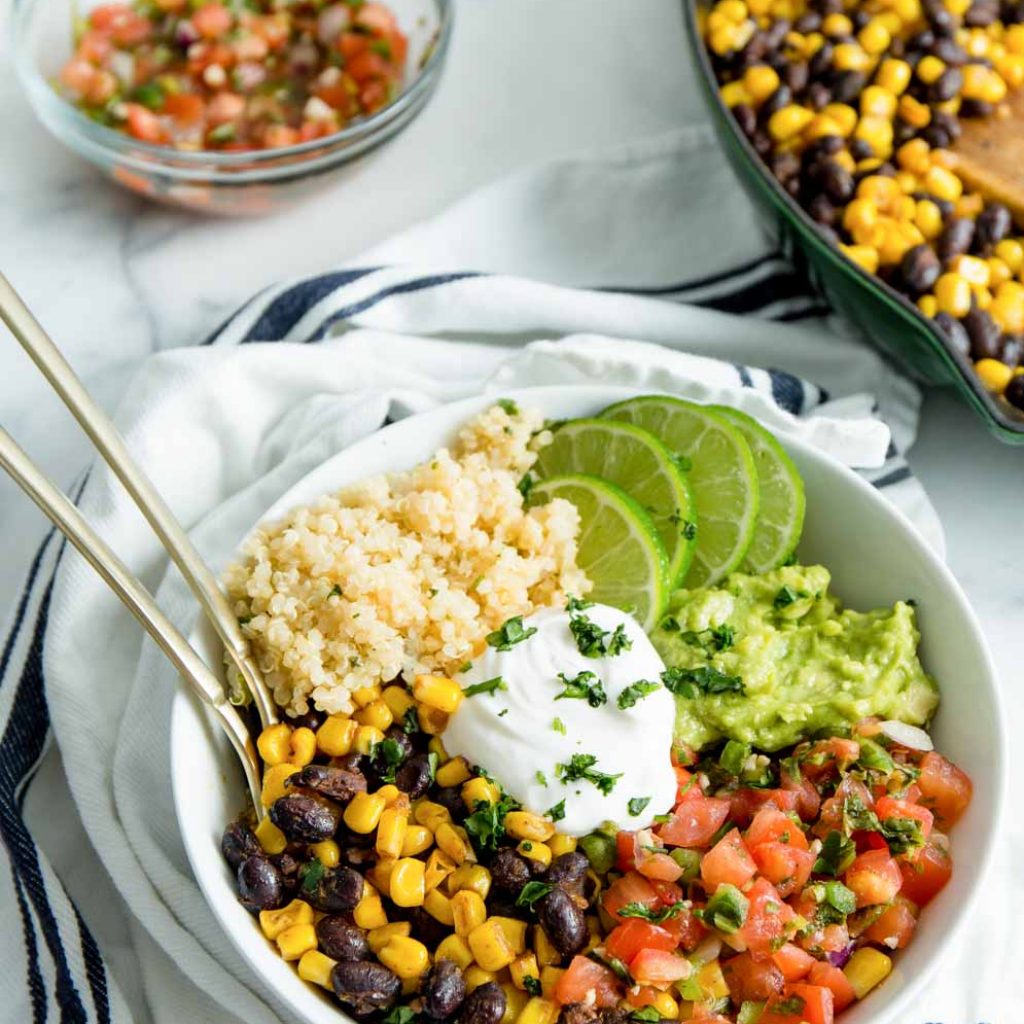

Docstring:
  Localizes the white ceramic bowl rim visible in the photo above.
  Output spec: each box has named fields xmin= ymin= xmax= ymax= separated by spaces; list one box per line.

xmin=171 ymin=385 xmax=1006 ymax=1024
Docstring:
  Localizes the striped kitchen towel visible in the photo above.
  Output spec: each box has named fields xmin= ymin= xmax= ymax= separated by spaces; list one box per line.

xmin=1 ymin=128 xmax=946 ymax=1024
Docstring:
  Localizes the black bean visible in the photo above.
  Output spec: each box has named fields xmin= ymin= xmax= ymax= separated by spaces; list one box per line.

xmin=924 ymin=0 xmax=955 ymax=34
xmin=536 ymin=887 xmax=588 ymax=957
xmin=289 ymin=763 xmax=367 ymax=803
xmin=930 ymin=66 xmax=963 ymax=102
xmin=394 ymin=753 xmax=434 ymax=798
xmin=852 ymin=9 xmax=870 ymax=29
xmin=545 ymin=852 xmax=590 ymax=898
xmin=291 ymin=708 xmax=325 ymax=732
xmin=795 ymin=11 xmax=822 ymax=32
xmin=752 ymin=130 xmax=773 ymax=157
xmin=921 ymin=124 xmax=952 ymax=149
xmin=849 ymin=138 xmax=874 ymax=161
xmin=460 ymin=982 xmax=506 ymax=1024
xmin=237 ymin=855 xmax=283 ymax=913
xmin=341 ymin=844 xmax=377 ymax=869
xmin=809 ymin=43 xmax=834 ymax=78
xmin=332 ymin=960 xmax=402 ymax=1016
xmin=1000 ymin=337 xmax=1023 ymax=367
xmin=960 ymin=97 xmax=994 ymax=118
xmin=562 ymin=1006 xmax=601 ymax=1024
xmin=974 ymin=203 xmax=1012 ymax=252
xmin=770 ymin=151 xmax=801 ymax=187
xmin=308 ymin=865 xmax=365 ymax=913
xmin=271 ymin=850 xmax=303 ymax=897
xmin=782 ymin=61 xmax=809 ymax=93
xmin=422 ymin=959 xmax=468 ymax=1019
xmin=805 ymin=81 xmax=833 ymax=109
xmin=806 ymin=194 xmax=836 ymax=227
xmin=733 ymin=103 xmax=757 ymax=137
xmin=491 ymin=848 xmax=532 ymax=893
xmin=760 ymin=85 xmax=793 ymax=121
xmin=963 ymin=307 xmax=1003 ymax=360
xmin=900 ymin=244 xmax=942 ymax=294
xmin=764 ymin=18 xmax=791 ymax=47
xmin=1005 ymin=374 xmax=1024 ymax=410
xmin=965 ymin=0 xmax=999 ymax=25
xmin=931 ymin=37 xmax=967 ymax=63
xmin=335 ymin=752 xmax=368 ymax=773
xmin=803 ymin=134 xmax=845 ymax=162
xmin=908 ymin=28 xmax=937 ymax=50
xmin=405 ymin=906 xmax=452 ymax=947
xmin=221 ymin=820 xmax=261 ymax=871
xmin=434 ymin=784 xmax=468 ymax=823
xmin=831 ymin=70 xmax=866 ymax=104
xmin=933 ymin=110 xmax=962 ymax=141
xmin=820 ymin=160 xmax=854 ymax=203
xmin=270 ymin=793 xmax=341 ymax=843
xmin=893 ymin=119 xmax=917 ymax=146
xmin=938 ymin=217 xmax=976 ymax=262
xmin=317 ymin=916 xmax=370 ymax=961
xmin=933 ymin=312 xmax=972 ymax=357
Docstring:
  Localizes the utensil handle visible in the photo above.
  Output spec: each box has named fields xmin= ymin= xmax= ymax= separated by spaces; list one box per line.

xmin=0 ymin=427 xmax=264 ymax=817
xmin=0 ymin=272 xmax=276 ymax=728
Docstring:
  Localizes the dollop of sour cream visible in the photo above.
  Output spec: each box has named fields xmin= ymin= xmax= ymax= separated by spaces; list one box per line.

xmin=443 ymin=603 xmax=678 ymax=836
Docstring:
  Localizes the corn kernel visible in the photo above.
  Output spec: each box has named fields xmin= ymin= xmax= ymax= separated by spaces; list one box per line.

xmin=344 ymin=791 xmax=387 ymax=834
xmin=255 ymin=816 xmax=287 ymax=855
xmin=934 ymin=273 xmax=972 ymax=317
xmin=413 ymin=674 xmax=465 ymax=714
xmin=650 ymin=991 xmax=680 ymax=1020
xmin=465 ymin=966 xmax=498 ymax=992
xmin=382 ymin=684 xmax=416 ymax=720
xmin=896 ymin=171 xmax=918 ymax=195
xmin=353 ymin=892 xmax=388 ymax=929
xmin=376 ymin=807 xmax=410 ymax=859
xmin=962 ymin=63 xmax=1007 ymax=103
xmin=428 ymin=736 xmax=449 ymax=760
xmin=436 ymin=756 xmax=473 ymax=788
xmin=260 ymin=898 xmax=314 ymax=940
xmin=355 ymin=700 xmax=394 ymax=733
xmin=517 ymin=997 xmax=560 ymax=1024
xmin=297 ymin=949 xmax=337 ymax=989
xmin=260 ymin=763 xmax=300 ymax=807
xmin=316 ymin=715 xmax=357 ymax=757
xmin=352 ymin=684 xmax=382 ymax=708
xmin=448 ymin=863 xmax=493 ymax=900
xmin=718 ymin=0 xmax=749 ymax=22
xmin=401 ymin=824 xmax=434 ymax=857
xmin=436 ymin=822 xmax=474 ymax=865
xmin=310 ymin=839 xmax=340 ymax=869
xmin=353 ymin=724 xmax=385 ymax=755
xmin=857 ymin=174 xmax=900 ymax=207
xmin=468 ymin=919 xmax=517 ymax=971
xmin=822 ymin=12 xmax=852 ymax=35
xmin=853 ymin=116 xmax=893 ymax=159
xmin=996 ymin=239 xmax=1024 ymax=274
xmin=453 ymin=890 xmax=488 ymax=936
xmin=917 ymin=295 xmax=938 ymax=317
xmin=414 ymin=800 xmax=452 ymax=832
xmin=425 ymin=848 xmax=458 ymax=892
xmin=721 ymin=80 xmax=753 ymax=107
xmin=897 ymin=138 xmax=931 ymax=175
xmin=925 ymin=165 xmax=963 ymax=203
xmin=898 ymin=93 xmax=931 ymax=128
xmin=504 ymin=811 xmax=555 ymax=843
xmin=916 ymin=55 xmax=946 ymax=84
xmin=858 ymin=20 xmax=891 ymax=54
xmin=990 ymin=293 xmax=1024 ymax=331
xmin=369 ymin=856 xmax=397 ymax=892
xmin=380 ymin=935 xmax=431 ymax=979
xmin=390 ymin=858 xmax=427 ymax=907
xmin=463 ymin=777 xmax=501 ymax=810
xmin=956 ymin=192 xmax=985 ymax=219
xmin=257 ymin=723 xmax=293 ymax=766
xmin=840 ymin=243 xmax=880 ymax=274
xmin=876 ymin=57 xmax=912 ymax=94
xmin=915 ymin=199 xmax=944 ymax=241
xmin=540 ymin=967 xmax=565 ymax=999
xmin=743 ymin=64 xmax=781 ymax=103
xmin=833 ymin=149 xmax=856 ymax=173
xmin=277 ymin=922 xmax=318 ymax=961
xmin=509 ymin=953 xmax=541 ymax=991
xmin=368 ymin=922 xmax=412 ymax=954
xmin=975 ymin=358 xmax=1014 ymax=392
xmin=376 ymin=784 xmax=406 ymax=808
xmin=767 ymin=104 xmax=815 ymax=141
xmin=844 ymin=948 xmax=893 ymax=999
xmin=517 ymin=840 xmax=552 ymax=868
xmin=834 ymin=42 xmax=872 ymax=72
xmin=491 ymin=917 xmax=528 ymax=954
xmin=804 ymin=114 xmax=845 ymax=140
xmin=547 ymin=834 xmax=578 ymax=858
xmin=533 ymin=925 xmax=560 ymax=966
xmin=437 ymin=934 xmax=475 ymax=969
xmin=501 ymin=985 xmax=530 ymax=1024
xmin=417 ymin=704 xmax=450 ymax=735
xmin=951 ymin=254 xmax=990 ymax=288
xmin=822 ymin=103 xmax=858 ymax=136
xmin=860 ymin=85 xmax=897 ymax=119
xmin=975 ymin=286 xmax=994 ymax=310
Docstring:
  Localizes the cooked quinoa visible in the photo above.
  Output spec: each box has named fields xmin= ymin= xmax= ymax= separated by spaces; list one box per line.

xmin=224 ymin=404 xmax=590 ymax=717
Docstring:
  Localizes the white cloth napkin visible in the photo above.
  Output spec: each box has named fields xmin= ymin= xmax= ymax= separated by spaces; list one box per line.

xmin=5 ymin=128 xmax=985 ymax=1024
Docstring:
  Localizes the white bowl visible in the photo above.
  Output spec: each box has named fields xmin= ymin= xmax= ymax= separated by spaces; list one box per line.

xmin=171 ymin=385 xmax=1005 ymax=1024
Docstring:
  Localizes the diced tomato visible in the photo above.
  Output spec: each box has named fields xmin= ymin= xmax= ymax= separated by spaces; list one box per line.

xmin=721 ymin=952 xmax=785 ymax=1003
xmin=876 ymin=795 xmax=934 ymax=844
xmin=206 ymin=91 xmax=246 ymax=125
xmin=751 ymin=842 xmax=816 ymax=898
xmin=701 ymin=828 xmax=757 ymax=890
xmin=813 ymin=776 xmax=875 ymax=839
xmin=345 ymin=50 xmax=390 ymax=84
xmin=864 ymin=896 xmax=918 ymax=949
xmin=111 ymin=9 xmax=152 ymax=44
xmin=781 ymin=982 xmax=835 ymax=1024
xmin=249 ymin=12 xmax=290 ymax=49
xmin=354 ymin=0 xmax=398 ymax=33
xmin=338 ymin=30 xmax=369 ymax=59
xmin=192 ymin=1 xmax=233 ymax=38
xmin=918 ymin=752 xmax=972 ymax=829
xmin=261 ymin=124 xmax=301 ymax=148
xmin=807 ymin=962 xmax=856 ymax=1011
xmin=659 ymin=792 xmax=731 ymax=848
xmin=625 ymin=986 xmax=661 ymax=1010
xmin=637 ymin=850 xmax=684 ymax=882
xmin=604 ymin=919 xmax=677 ymax=964
xmin=660 ymin=904 xmax=707 ymax=952
xmin=746 ymin=805 xmax=809 ymax=850
xmin=123 ymin=103 xmax=168 ymax=143
xmin=298 ymin=120 xmax=336 ymax=142
xmin=163 ymin=93 xmax=205 ymax=127
xmin=88 ymin=3 xmax=131 ymax=30
xmin=553 ymin=956 xmax=621 ymax=1008
xmin=801 ymin=738 xmax=861 ymax=782
xmin=648 ymin=878 xmax=684 ymax=907
xmin=730 ymin=787 xmax=800 ymax=828
xmin=771 ymin=943 xmax=815 ymax=982
xmin=385 ymin=29 xmax=408 ymax=65
xmin=781 ymin=761 xmax=822 ymax=821
xmin=898 ymin=834 xmax=952 ymax=906
xmin=737 ymin=877 xmax=796 ymax=955
xmin=630 ymin=949 xmax=692 ymax=989
xmin=59 ymin=57 xmax=98 ymax=95
xmin=603 ymin=871 xmax=659 ymax=922
xmin=616 ymin=831 xmax=637 ymax=872
xmin=77 ymin=30 xmax=112 ymax=63
xmin=845 ymin=849 xmax=903 ymax=907
xmin=84 ymin=69 xmax=118 ymax=104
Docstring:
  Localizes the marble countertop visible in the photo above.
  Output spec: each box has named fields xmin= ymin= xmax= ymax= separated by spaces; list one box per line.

xmin=1 ymin=0 xmax=1021 ymax=1016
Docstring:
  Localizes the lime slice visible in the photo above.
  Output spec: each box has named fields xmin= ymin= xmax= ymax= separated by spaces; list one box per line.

xmin=710 ymin=406 xmax=806 ymax=573
xmin=601 ymin=396 xmax=759 ymax=588
xmin=529 ymin=473 xmax=670 ymax=631
xmin=532 ymin=419 xmax=696 ymax=586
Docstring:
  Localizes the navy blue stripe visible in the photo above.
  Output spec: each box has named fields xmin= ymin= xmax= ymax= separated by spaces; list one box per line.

xmin=598 ymin=253 xmax=781 ymax=297
xmin=12 ymin=871 xmax=47 ymax=1023
xmin=694 ymin=271 xmax=816 ymax=316
xmin=75 ymin=906 xmax=110 ymax=1023
xmin=773 ymin=303 xmax=832 ymax=322
xmin=298 ymin=272 xmax=481 ymax=344
xmin=873 ymin=465 xmax=912 ymax=488
xmin=239 ymin=269 xmax=379 ymax=343
xmin=0 ymin=527 xmax=57 ymax=687
xmin=735 ymin=364 xmax=754 ymax=387
xmin=768 ymin=368 xmax=806 ymax=415
xmin=198 ymin=286 xmax=273 ymax=347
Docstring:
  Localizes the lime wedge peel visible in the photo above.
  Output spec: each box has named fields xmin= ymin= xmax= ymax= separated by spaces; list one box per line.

xmin=532 ymin=418 xmax=697 ymax=587
xmin=529 ymin=473 xmax=670 ymax=632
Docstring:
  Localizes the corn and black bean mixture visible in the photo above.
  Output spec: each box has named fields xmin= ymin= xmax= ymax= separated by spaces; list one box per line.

xmin=701 ymin=0 xmax=1024 ymax=412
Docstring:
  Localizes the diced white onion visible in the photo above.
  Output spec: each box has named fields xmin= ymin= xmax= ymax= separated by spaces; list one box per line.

xmin=317 ymin=3 xmax=351 ymax=45
xmin=109 ymin=51 xmax=135 ymax=86
xmin=879 ymin=720 xmax=933 ymax=751
xmin=692 ymin=935 xmax=723 ymax=964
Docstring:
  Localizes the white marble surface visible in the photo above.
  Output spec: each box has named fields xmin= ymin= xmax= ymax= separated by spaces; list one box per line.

xmin=1 ymin=0 xmax=1022 ymax=1017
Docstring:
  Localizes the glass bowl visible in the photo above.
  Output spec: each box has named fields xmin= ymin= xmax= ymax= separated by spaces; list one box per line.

xmin=12 ymin=0 xmax=452 ymax=215
xmin=681 ymin=0 xmax=1024 ymax=445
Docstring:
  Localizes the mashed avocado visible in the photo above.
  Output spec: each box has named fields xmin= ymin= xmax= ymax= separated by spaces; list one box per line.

xmin=652 ymin=564 xmax=939 ymax=752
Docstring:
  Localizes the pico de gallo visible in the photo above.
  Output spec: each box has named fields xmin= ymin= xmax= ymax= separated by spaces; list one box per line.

xmin=56 ymin=0 xmax=408 ymax=150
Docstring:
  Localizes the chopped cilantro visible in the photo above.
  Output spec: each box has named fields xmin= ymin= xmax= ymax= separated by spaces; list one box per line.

xmin=426 ymin=751 xmax=440 ymax=783
xmin=381 ymin=1008 xmax=417 ymax=1024
xmin=628 ymin=796 xmax=651 ymax=817
xmin=327 ymin=584 xmax=342 ymax=599
xmin=773 ymin=585 xmax=809 ymax=610
xmin=401 ymin=705 xmax=420 ymax=735
xmin=464 ymin=796 xmax=517 ymax=852
xmin=617 ymin=680 xmax=660 ymax=709
xmin=661 ymin=665 xmax=745 ymax=698
xmin=567 ymin=605 xmax=632 ymax=658
xmin=629 ymin=1008 xmax=661 ymax=1023
xmin=517 ymin=473 xmax=534 ymax=500
xmin=773 ymin=996 xmax=805 ymax=1017
xmin=660 ymin=616 xmax=681 ymax=632
xmin=697 ymin=884 xmax=748 ymax=934
xmin=299 ymin=857 xmax=325 ymax=894
xmin=498 ymin=708 xmax=509 ymax=718
xmin=486 ymin=616 xmax=537 ymax=651
xmin=535 ymin=771 xmax=548 ymax=786
xmin=842 ymin=793 xmax=882 ymax=835
xmin=565 ymin=596 xmax=594 ymax=612
xmin=680 ymin=623 xmax=735 ymax=652
xmin=523 ymin=977 xmax=542 ymax=997
xmin=880 ymin=816 xmax=926 ymax=856
xmin=813 ymin=830 xmax=857 ymax=877
xmin=462 ymin=676 xmax=508 ymax=698
xmin=515 ymin=881 xmax=553 ymax=908
xmin=459 ymin=661 xmax=473 ymax=673
xmin=370 ymin=738 xmax=405 ymax=783
xmin=552 ymin=717 xmax=567 ymax=735
xmin=547 ymin=799 xmax=566 ymax=822
xmin=556 ymin=753 xmax=622 ymax=795
xmin=555 ymin=670 xmax=607 ymax=708
xmin=496 ymin=398 xmax=520 ymax=416
xmin=619 ymin=899 xmax=689 ymax=924
xmin=682 ymin=520 xmax=697 ymax=541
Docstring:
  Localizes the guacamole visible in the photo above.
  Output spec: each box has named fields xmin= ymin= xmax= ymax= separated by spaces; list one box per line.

xmin=652 ymin=564 xmax=939 ymax=752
